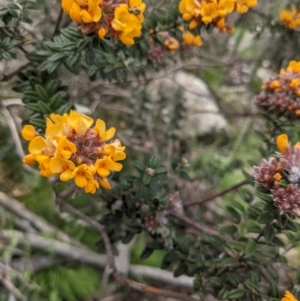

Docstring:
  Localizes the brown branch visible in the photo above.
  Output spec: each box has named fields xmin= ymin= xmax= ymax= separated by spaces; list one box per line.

xmin=169 ymin=210 xmax=224 ymax=238
xmin=58 ymin=198 xmax=199 ymax=301
xmin=53 ymin=7 xmax=63 ymax=37
xmin=184 ymin=180 xmax=248 ymax=206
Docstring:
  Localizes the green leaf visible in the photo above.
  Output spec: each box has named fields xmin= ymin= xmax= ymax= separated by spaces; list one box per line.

xmin=155 ymin=166 xmax=167 ymax=174
xmin=143 ymin=173 xmax=152 ymax=185
xmin=26 ymin=103 xmax=42 ymax=113
xmin=267 ymin=280 xmax=279 ymax=298
xmin=56 ymin=103 xmax=72 ymax=115
xmin=219 ymin=225 xmax=237 ymax=237
xmin=284 ymin=219 xmax=297 ymax=232
xmin=242 ymin=169 xmax=254 ymax=185
xmin=297 ymin=267 xmax=300 ymax=284
xmin=162 ymin=251 xmax=178 ymax=265
xmin=244 ymin=220 xmax=261 ymax=234
xmin=35 ymin=85 xmax=49 ymax=102
xmin=179 ymin=170 xmax=192 ymax=182
xmin=245 ymin=239 xmax=256 ymax=255
xmin=38 ymin=101 xmax=51 ymax=114
xmin=49 ymin=93 xmax=64 ymax=108
xmin=133 ymin=160 xmax=146 ymax=172
xmin=148 ymin=156 xmax=158 ymax=168
xmin=227 ymin=288 xmax=245 ymax=299
xmin=256 ymin=191 xmax=273 ymax=202
xmin=30 ymin=118 xmax=46 ymax=129
xmin=146 ymin=241 xmax=164 ymax=250
xmin=174 ymin=261 xmax=187 ymax=277
xmin=140 ymin=247 xmax=154 ymax=259
xmin=218 ymin=287 xmax=229 ymax=300
xmin=263 ymin=224 xmax=275 ymax=242
xmin=271 ymin=236 xmax=285 ymax=247
xmin=244 ymin=279 xmax=260 ymax=295
xmin=226 ymin=206 xmax=242 ymax=223
xmin=121 ymin=231 xmax=135 ymax=244
xmin=257 ymin=212 xmax=274 ymax=224
xmin=210 ymin=277 xmax=222 ymax=286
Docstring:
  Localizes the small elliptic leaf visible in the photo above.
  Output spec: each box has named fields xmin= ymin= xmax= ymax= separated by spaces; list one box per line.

xmin=148 ymin=155 xmax=158 ymax=168
xmin=140 ymin=246 xmax=154 ymax=259
xmin=226 ymin=206 xmax=242 ymax=223
xmin=263 ymin=224 xmax=275 ymax=242
xmin=245 ymin=239 xmax=256 ymax=255
xmin=173 ymin=260 xmax=187 ymax=277
xmin=121 ymin=231 xmax=135 ymax=244
xmin=133 ymin=160 xmax=146 ymax=172
xmin=227 ymin=288 xmax=245 ymax=299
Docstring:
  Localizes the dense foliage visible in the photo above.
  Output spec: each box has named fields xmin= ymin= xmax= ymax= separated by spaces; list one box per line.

xmin=1 ymin=1 xmax=300 ymax=301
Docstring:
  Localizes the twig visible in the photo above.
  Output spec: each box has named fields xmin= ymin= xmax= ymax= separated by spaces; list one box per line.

xmin=184 ymin=180 xmax=248 ymax=206
xmin=169 ymin=210 xmax=224 ymax=238
xmin=0 ymin=61 xmax=30 ymax=82
xmin=0 ymin=106 xmax=38 ymax=175
xmin=0 ymin=229 xmax=193 ymax=288
xmin=0 ymin=262 xmax=40 ymax=291
xmin=53 ymin=7 xmax=63 ymax=37
xmin=0 ymin=191 xmax=84 ymax=248
xmin=58 ymin=198 xmax=199 ymax=301
xmin=0 ymin=274 xmax=27 ymax=301
xmin=0 ymin=230 xmax=107 ymax=268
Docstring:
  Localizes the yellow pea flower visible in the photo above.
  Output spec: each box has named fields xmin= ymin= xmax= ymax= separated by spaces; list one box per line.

xmin=80 ymin=0 xmax=102 ymax=23
xmin=94 ymin=119 xmax=116 ymax=142
xmin=235 ymin=0 xmax=257 ymax=14
xmin=50 ymin=157 xmax=76 ymax=181
xmin=112 ymin=4 xmax=142 ymax=45
xmin=56 ymin=136 xmax=77 ymax=160
xmin=200 ymin=1 xmax=219 ymax=24
xmin=95 ymin=157 xmax=114 ymax=177
xmin=182 ymin=31 xmax=203 ymax=47
xmin=84 ymin=179 xmax=99 ymax=194
xmin=21 ymin=125 xmax=37 ymax=141
xmin=287 ymin=60 xmax=300 ymax=73
xmin=281 ymin=291 xmax=298 ymax=301
xmin=23 ymin=154 xmax=36 ymax=165
xmin=71 ymin=164 xmax=94 ymax=188
xmin=218 ymin=0 xmax=235 ymax=17
xmin=98 ymin=177 xmax=112 ymax=189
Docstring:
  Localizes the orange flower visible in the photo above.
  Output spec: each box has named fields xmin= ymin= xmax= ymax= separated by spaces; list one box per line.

xmin=276 ymin=134 xmax=289 ymax=153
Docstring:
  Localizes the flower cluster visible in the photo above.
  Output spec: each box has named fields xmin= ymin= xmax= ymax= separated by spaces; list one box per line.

xmin=21 ymin=111 xmax=126 ymax=194
xmin=280 ymin=8 xmax=300 ymax=30
xmin=62 ymin=0 xmax=146 ymax=45
xmin=256 ymin=60 xmax=300 ymax=118
xmin=178 ymin=0 xmax=257 ymax=32
xmin=254 ymin=134 xmax=300 ymax=216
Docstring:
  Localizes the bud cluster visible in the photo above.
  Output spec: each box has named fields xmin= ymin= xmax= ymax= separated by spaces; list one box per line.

xmin=61 ymin=0 xmax=146 ymax=45
xmin=178 ymin=0 xmax=257 ymax=33
xmin=144 ymin=191 xmax=182 ymax=233
xmin=147 ymin=27 xmax=202 ymax=63
xmin=254 ymin=134 xmax=300 ymax=216
xmin=21 ymin=110 xmax=126 ymax=194
xmin=256 ymin=61 xmax=300 ymax=118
